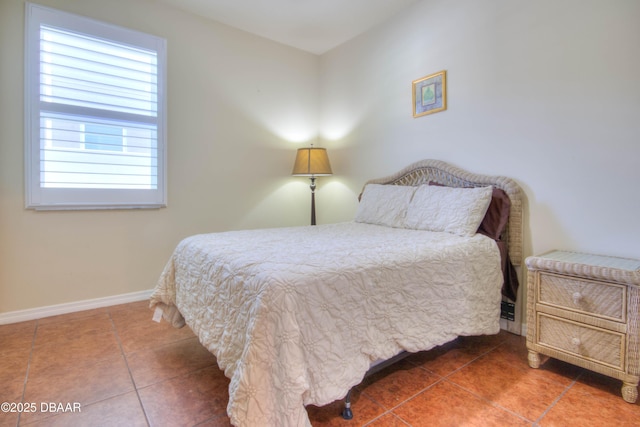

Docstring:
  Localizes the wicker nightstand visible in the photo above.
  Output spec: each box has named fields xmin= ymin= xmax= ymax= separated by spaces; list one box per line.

xmin=525 ymin=250 xmax=640 ymax=403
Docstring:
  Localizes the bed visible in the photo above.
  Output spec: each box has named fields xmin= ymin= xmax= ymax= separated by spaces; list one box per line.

xmin=150 ymin=159 xmax=524 ymax=427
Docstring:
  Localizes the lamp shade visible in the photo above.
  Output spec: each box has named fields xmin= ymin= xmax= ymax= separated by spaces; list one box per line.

xmin=291 ymin=147 xmax=332 ymax=176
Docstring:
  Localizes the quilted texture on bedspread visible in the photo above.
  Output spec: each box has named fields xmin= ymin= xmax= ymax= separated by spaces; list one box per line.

xmin=150 ymin=222 xmax=502 ymax=427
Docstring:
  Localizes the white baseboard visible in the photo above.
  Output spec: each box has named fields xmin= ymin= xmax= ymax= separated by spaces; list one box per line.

xmin=2 ymin=291 xmax=531 ymax=337
xmin=500 ymin=318 xmax=527 ymax=337
xmin=0 ymin=289 xmax=153 ymax=325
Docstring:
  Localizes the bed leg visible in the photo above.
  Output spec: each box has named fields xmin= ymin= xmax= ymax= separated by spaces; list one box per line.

xmin=341 ymin=389 xmax=353 ymax=420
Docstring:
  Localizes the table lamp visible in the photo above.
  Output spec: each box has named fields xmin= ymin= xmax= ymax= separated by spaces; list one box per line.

xmin=291 ymin=146 xmax=332 ymax=225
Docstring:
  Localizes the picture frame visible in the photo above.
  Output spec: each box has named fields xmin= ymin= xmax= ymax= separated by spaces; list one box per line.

xmin=412 ymin=70 xmax=447 ymax=117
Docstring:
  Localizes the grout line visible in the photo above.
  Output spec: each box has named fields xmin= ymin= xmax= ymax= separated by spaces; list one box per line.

xmin=108 ymin=309 xmax=152 ymax=427
xmin=361 ymin=335 xmax=515 ymax=425
xmin=362 ymin=408 xmax=412 ymax=427
xmin=434 ymin=347 xmax=502 ymax=380
xmin=121 ymin=337 xmax=212 ymax=392
xmin=361 ymin=375 xmax=447 ymax=421
xmin=405 ymin=337 xmax=535 ymax=425
xmin=16 ymin=321 xmax=39 ymax=427
xmin=533 ymin=373 xmax=581 ymax=426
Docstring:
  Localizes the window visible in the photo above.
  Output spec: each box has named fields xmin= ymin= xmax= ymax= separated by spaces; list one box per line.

xmin=25 ymin=3 xmax=167 ymax=209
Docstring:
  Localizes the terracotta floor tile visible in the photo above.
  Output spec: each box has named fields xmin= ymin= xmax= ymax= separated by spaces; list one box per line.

xmin=461 ymin=330 xmax=515 ymax=351
xmin=0 ymin=325 xmax=34 ymax=394
xmin=404 ymin=340 xmax=463 ymax=375
xmin=19 ymin=391 xmax=147 ymax=427
xmin=0 ymin=379 xmax=25 ymax=425
xmin=563 ymin=370 xmax=640 ymax=419
xmin=0 ymin=320 xmax=36 ymax=334
xmin=193 ymin=413 xmax=234 ymax=427
xmin=471 ymin=335 xmax=583 ymax=386
xmin=21 ymin=354 xmax=134 ymax=424
xmin=571 ymin=369 xmax=640 ymax=403
xmin=447 ymin=349 xmax=569 ymax=421
xmin=111 ymin=304 xmax=195 ymax=354
xmin=108 ymin=301 xmax=155 ymax=324
xmin=307 ymin=389 xmax=386 ymax=427
xmin=0 ymin=351 xmax=30 ymax=386
xmin=492 ymin=342 xmax=582 ymax=387
xmin=392 ymin=380 xmax=530 ymax=427
xmin=126 ymin=336 xmax=217 ymax=388
xmin=365 ymin=412 xmax=411 ymax=427
xmin=138 ymin=365 xmax=230 ymax=427
xmin=33 ymin=312 xmax=114 ymax=348
xmin=492 ymin=330 xmax=526 ymax=348
xmin=108 ymin=299 xmax=150 ymax=314
xmin=407 ymin=342 xmax=487 ymax=378
xmin=358 ymin=360 xmax=440 ymax=409
xmin=0 ymin=411 xmax=19 ymax=427
xmin=487 ymin=340 xmax=539 ymax=373
xmin=526 ymin=357 xmax=584 ymax=388
xmin=0 ymin=321 xmax=36 ymax=354
xmin=29 ymin=330 xmax=122 ymax=374
xmin=36 ymin=307 xmax=109 ymax=325
xmin=406 ymin=332 xmax=513 ymax=377
xmin=3 ymin=301 xmax=640 ymax=426
xmin=539 ymin=385 xmax=640 ymax=427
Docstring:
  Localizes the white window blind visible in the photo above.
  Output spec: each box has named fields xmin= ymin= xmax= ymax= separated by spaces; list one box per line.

xmin=25 ymin=3 xmax=167 ymax=209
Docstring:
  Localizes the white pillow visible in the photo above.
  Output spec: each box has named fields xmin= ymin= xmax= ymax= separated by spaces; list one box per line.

xmin=404 ymin=185 xmax=493 ymax=236
xmin=354 ymin=184 xmax=416 ymax=228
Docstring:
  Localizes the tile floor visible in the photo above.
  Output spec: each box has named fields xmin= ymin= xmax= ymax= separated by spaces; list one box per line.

xmin=1 ymin=300 xmax=639 ymax=427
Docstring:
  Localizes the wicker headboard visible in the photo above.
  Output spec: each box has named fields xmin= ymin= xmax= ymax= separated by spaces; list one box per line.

xmin=361 ymin=159 xmax=524 ymax=266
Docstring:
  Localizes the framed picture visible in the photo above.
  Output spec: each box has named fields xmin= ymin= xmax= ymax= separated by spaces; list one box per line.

xmin=412 ymin=70 xmax=447 ymax=117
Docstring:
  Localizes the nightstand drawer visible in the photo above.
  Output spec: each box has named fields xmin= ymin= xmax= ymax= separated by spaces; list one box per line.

xmin=526 ymin=251 xmax=640 ymax=403
xmin=538 ymin=272 xmax=626 ymax=322
xmin=538 ymin=313 xmax=625 ymax=371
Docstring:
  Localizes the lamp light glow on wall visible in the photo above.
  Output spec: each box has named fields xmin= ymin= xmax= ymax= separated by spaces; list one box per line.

xmin=291 ymin=146 xmax=332 ymax=226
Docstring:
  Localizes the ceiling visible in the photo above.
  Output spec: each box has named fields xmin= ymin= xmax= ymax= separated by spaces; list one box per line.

xmin=157 ymin=0 xmax=420 ymax=54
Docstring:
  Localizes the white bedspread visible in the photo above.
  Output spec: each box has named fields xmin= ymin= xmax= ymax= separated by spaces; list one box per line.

xmin=150 ymin=222 xmax=502 ymax=427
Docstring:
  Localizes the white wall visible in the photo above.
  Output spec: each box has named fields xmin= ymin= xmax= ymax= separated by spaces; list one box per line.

xmin=0 ymin=0 xmax=320 ymax=314
xmin=2 ymin=0 xmax=639 ymax=319
xmin=320 ymin=0 xmax=640 ymax=266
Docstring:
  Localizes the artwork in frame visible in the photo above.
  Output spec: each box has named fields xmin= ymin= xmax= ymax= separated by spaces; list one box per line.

xmin=412 ymin=70 xmax=447 ymax=118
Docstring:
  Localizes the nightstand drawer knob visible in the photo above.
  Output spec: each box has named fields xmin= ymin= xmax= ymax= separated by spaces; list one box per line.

xmin=571 ymin=337 xmax=581 ymax=347
xmin=572 ymin=292 xmax=583 ymax=304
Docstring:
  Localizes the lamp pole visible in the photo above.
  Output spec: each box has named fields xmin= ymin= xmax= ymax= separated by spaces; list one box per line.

xmin=309 ymin=176 xmax=317 ymax=226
